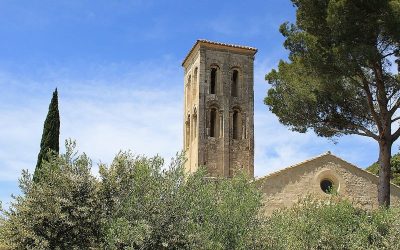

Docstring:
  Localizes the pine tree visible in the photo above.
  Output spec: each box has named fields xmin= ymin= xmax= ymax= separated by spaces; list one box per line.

xmin=265 ymin=0 xmax=400 ymax=207
xmin=33 ymin=89 xmax=60 ymax=182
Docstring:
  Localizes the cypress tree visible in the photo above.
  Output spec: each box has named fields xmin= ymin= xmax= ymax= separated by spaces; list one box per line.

xmin=33 ymin=88 xmax=60 ymax=182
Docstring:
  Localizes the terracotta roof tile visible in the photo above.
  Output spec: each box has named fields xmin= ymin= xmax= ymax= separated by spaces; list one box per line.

xmin=197 ymin=39 xmax=257 ymax=51
xmin=182 ymin=39 xmax=257 ymax=66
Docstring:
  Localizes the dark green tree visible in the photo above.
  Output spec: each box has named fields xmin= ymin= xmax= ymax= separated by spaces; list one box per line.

xmin=33 ymin=89 xmax=60 ymax=182
xmin=367 ymin=152 xmax=400 ymax=186
xmin=265 ymin=0 xmax=400 ymax=206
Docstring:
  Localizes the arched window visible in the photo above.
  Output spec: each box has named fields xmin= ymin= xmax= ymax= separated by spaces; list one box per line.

xmin=233 ymin=110 xmax=240 ymax=140
xmin=231 ymin=70 xmax=239 ymax=97
xmin=193 ymin=68 xmax=198 ymax=100
xmin=186 ymin=75 xmax=191 ymax=104
xmin=210 ymin=68 xmax=217 ymax=94
xmin=210 ymin=108 xmax=217 ymax=137
xmin=186 ymin=115 xmax=190 ymax=148
xmin=194 ymin=67 xmax=198 ymax=83
xmin=192 ymin=114 xmax=197 ymax=140
xmin=193 ymin=107 xmax=197 ymax=140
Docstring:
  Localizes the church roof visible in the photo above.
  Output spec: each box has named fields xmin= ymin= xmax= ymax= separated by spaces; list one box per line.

xmin=182 ymin=39 xmax=258 ymax=67
xmin=255 ymin=152 xmax=400 ymax=189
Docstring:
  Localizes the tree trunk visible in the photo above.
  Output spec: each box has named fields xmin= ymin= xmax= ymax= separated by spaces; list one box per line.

xmin=378 ymin=139 xmax=392 ymax=207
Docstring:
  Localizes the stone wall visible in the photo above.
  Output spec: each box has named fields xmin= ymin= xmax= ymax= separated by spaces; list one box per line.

xmin=183 ymin=40 xmax=256 ymax=178
xmin=256 ymin=153 xmax=400 ymax=215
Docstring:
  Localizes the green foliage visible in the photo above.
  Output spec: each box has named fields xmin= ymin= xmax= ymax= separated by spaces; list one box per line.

xmin=265 ymin=0 xmax=400 ymax=138
xmin=1 ymin=143 xmax=264 ymax=249
xmin=2 ymin=140 xmax=101 ymax=249
xmin=34 ymin=89 xmax=60 ymax=182
xmin=99 ymin=152 xmax=264 ymax=249
xmin=4 ymin=141 xmax=400 ymax=249
xmin=265 ymin=0 xmax=400 ymax=206
xmin=0 ymin=203 xmax=9 ymax=250
xmin=264 ymin=197 xmax=400 ymax=250
xmin=367 ymin=152 xmax=400 ymax=186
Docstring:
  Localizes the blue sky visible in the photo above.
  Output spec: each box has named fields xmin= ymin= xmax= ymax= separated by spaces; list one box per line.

xmin=0 ymin=0 xmax=389 ymax=207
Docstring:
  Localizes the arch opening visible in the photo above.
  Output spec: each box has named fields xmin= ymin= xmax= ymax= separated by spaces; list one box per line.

xmin=232 ymin=70 xmax=239 ymax=97
xmin=210 ymin=68 xmax=217 ymax=94
xmin=193 ymin=67 xmax=198 ymax=100
xmin=185 ymin=115 xmax=191 ymax=148
xmin=210 ymin=108 xmax=217 ymax=137
xmin=233 ymin=110 xmax=240 ymax=140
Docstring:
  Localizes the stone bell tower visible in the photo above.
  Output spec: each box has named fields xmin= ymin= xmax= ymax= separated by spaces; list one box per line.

xmin=182 ymin=40 xmax=257 ymax=178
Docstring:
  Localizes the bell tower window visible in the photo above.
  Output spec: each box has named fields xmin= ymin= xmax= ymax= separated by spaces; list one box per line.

xmin=232 ymin=70 xmax=239 ymax=97
xmin=210 ymin=108 xmax=216 ymax=137
xmin=193 ymin=67 xmax=198 ymax=100
xmin=210 ymin=68 xmax=217 ymax=94
xmin=186 ymin=115 xmax=190 ymax=148
xmin=233 ymin=110 xmax=240 ymax=140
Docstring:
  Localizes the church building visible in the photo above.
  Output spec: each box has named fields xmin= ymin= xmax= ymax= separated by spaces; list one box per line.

xmin=182 ymin=40 xmax=400 ymax=214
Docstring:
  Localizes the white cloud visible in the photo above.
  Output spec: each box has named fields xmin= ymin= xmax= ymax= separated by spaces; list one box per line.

xmin=0 ymin=54 xmax=388 ymax=186
xmin=0 ymin=58 xmax=183 ymax=181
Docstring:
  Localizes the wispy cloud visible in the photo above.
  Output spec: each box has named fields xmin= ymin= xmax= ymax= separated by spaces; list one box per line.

xmin=0 ymin=53 xmax=388 ymax=209
xmin=0 ymin=57 xmax=183 ymax=182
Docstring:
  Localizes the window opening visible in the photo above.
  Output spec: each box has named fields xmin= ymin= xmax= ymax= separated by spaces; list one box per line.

xmin=320 ymin=179 xmax=334 ymax=194
xmin=186 ymin=115 xmax=190 ymax=148
xmin=233 ymin=110 xmax=239 ymax=139
xmin=210 ymin=109 xmax=217 ymax=137
xmin=210 ymin=68 xmax=217 ymax=94
xmin=232 ymin=70 xmax=238 ymax=97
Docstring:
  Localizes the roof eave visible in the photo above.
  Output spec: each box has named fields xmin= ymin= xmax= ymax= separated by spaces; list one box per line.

xmin=182 ymin=39 xmax=258 ymax=67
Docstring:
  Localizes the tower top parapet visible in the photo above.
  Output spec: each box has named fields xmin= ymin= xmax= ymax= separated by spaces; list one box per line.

xmin=182 ymin=39 xmax=258 ymax=67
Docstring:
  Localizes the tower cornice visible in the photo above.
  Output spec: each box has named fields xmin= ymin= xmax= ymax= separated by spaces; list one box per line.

xmin=182 ymin=39 xmax=258 ymax=68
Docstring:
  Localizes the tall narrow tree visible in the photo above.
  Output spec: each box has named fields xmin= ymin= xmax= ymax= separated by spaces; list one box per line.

xmin=265 ymin=0 xmax=400 ymax=206
xmin=33 ymin=89 xmax=60 ymax=182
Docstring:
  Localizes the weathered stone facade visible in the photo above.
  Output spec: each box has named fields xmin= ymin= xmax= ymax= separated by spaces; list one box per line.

xmin=256 ymin=153 xmax=400 ymax=215
xmin=182 ymin=40 xmax=257 ymax=177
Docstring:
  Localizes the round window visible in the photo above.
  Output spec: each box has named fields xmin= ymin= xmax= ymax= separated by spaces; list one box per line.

xmin=320 ymin=179 xmax=334 ymax=194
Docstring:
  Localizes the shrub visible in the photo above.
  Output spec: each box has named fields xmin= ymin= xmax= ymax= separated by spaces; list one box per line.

xmin=1 ymin=143 xmax=265 ymax=249
xmin=4 ymin=141 xmax=400 ymax=249
xmin=1 ymin=140 xmax=102 ymax=249
xmin=264 ymin=196 xmax=400 ymax=250
xmin=99 ymin=152 xmax=265 ymax=249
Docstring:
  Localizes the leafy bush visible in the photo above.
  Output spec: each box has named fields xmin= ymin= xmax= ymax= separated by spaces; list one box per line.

xmin=1 ymin=140 xmax=102 ymax=249
xmin=264 ymin=197 xmax=400 ymax=250
xmin=0 ymin=142 xmax=264 ymax=249
xmin=99 ymin=152 xmax=264 ymax=249
xmin=2 ymin=141 xmax=400 ymax=249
